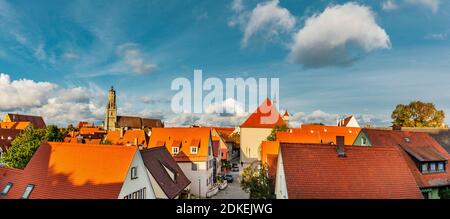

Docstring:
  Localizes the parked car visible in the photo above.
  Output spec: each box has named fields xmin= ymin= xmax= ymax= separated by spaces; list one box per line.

xmin=223 ymin=174 xmax=234 ymax=183
xmin=231 ymin=163 xmax=239 ymax=172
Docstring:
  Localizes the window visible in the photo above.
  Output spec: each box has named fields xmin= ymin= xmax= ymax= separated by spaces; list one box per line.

xmin=361 ymin=137 xmax=367 ymax=146
xmin=1 ymin=182 xmax=12 ymax=196
xmin=172 ymin=147 xmax=179 ymax=155
xmin=422 ymin=163 xmax=429 ymax=173
xmin=191 ymin=163 xmax=198 ymax=171
xmin=430 ymin=163 xmax=436 ymax=172
xmin=438 ymin=162 xmax=445 ymax=172
xmin=21 ymin=184 xmax=34 ymax=199
xmin=131 ymin=167 xmax=138 ymax=180
xmin=190 ymin=146 xmax=198 ymax=155
xmin=123 ymin=187 xmax=146 ymax=199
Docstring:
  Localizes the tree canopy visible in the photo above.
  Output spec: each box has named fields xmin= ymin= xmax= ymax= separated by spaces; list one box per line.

xmin=1 ymin=126 xmax=66 ymax=169
xmin=266 ymin=124 xmax=288 ymax=141
xmin=391 ymin=101 xmax=446 ymax=128
xmin=240 ymin=162 xmax=275 ymax=199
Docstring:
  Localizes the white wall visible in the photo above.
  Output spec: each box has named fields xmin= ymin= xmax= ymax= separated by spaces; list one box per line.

xmin=240 ymin=127 xmax=272 ymax=163
xmin=178 ymin=161 xmax=213 ymax=198
xmin=118 ymin=151 xmax=156 ymax=199
xmin=275 ymin=150 xmax=288 ymax=199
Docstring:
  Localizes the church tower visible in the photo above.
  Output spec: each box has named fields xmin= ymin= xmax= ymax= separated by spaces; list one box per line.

xmin=104 ymin=86 xmax=117 ymax=131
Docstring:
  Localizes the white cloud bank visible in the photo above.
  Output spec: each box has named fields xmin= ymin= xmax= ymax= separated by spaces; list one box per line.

xmin=0 ymin=73 xmax=105 ymax=126
xmin=230 ymin=0 xmax=296 ymax=47
xmin=405 ymin=0 xmax=440 ymax=13
xmin=382 ymin=0 xmax=440 ymax=13
xmin=289 ymin=2 xmax=391 ymax=68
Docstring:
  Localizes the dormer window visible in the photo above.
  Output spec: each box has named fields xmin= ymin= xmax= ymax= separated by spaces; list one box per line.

xmin=172 ymin=147 xmax=179 ymax=155
xmin=422 ymin=163 xmax=429 ymax=173
xmin=421 ymin=162 xmax=446 ymax=174
xmin=190 ymin=146 xmax=198 ymax=155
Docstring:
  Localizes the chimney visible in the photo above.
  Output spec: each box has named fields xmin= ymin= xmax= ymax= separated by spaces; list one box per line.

xmin=336 ymin=136 xmax=346 ymax=157
xmin=120 ymin=128 xmax=124 ymax=138
xmin=392 ymin=125 xmax=402 ymax=131
xmin=134 ymin=137 xmax=138 ymax=146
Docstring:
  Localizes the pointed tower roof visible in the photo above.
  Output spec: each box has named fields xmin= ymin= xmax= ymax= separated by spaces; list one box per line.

xmin=240 ymin=98 xmax=286 ymax=128
xmin=283 ymin=110 xmax=289 ymax=117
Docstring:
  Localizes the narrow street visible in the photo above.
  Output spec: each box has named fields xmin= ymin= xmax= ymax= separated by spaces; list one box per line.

xmin=212 ymin=158 xmax=250 ymax=199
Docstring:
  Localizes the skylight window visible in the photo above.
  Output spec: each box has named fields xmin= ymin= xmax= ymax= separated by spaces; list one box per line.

xmin=1 ymin=182 xmax=12 ymax=196
xmin=21 ymin=184 xmax=34 ymax=199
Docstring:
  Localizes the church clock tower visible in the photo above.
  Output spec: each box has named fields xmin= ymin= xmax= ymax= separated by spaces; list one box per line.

xmin=104 ymin=86 xmax=117 ymax=131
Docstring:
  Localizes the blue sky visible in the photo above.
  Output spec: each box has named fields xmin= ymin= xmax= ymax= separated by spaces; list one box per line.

xmin=0 ymin=0 xmax=449 ymax=127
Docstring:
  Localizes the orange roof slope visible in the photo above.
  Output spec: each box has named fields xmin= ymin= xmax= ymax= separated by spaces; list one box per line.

xmin=0 ymin=122 xmax=31 ymax=130
xmin=276 ymin=125 xmax=360 ymax=145
xmin=79 ymin=127 xmax=104 ymax=135
xmin=0 ymin=142 xmax=137 ymax=199
xmin=241 ymin=99 xmax=286 ymax=128
xmin=364 ymin=129 xmax=450 ymax=188
xmin=280 ymin=143 xmax=423 ymax=199
xmin=148 ymin=128 xmax=212 ymax=162
xmin=261 ymin=141 xmax=279 ymax=179
xmin=105 ymin=130 xmax=148 ymax=146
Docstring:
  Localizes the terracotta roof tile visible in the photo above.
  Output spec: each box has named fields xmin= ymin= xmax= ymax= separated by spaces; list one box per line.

xmin=0 ymin=142 xmax=137 ymax=199
xmin=364 ymin=129 xmax=450 ymax=188
xmin=240 ymin=99 xmax=286 ymax=128
xmin=5 ymin=114 xmax=46 ymax=129
xmin=105 ymin=130 xmax=148 ymax=147
xmin=280 ymin=143 xmax=423 ymax=199
xmin=148 ymin=128 xmax=212 ymax=162
xmin=276 ymin=125 xmax=360 ymax=145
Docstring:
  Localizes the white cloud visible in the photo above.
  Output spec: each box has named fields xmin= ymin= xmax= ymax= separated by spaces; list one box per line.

xmin=117 ymin=43 xmax=156 ymax=74
xmin=0 ymin=73 xmax=57 ymax=111
xmin=204 ymin=98 xmax=246 ymax=116
xmin=289 ymin=2 xmax=391 ymax=68
xmin=231 ymin=0 xmax=244 ymax=13
xmin=0 ymin=73 xmax=105 ymax=126
xmin=382 ymin=0 xmax=399 ymax=11
xmin=229 ymin=0 xmax=296 ymax=47
xmin=288 ymin=110 xmax=390 ymax=127
xmin=63 ymin=51 xmax=80 ymax=60
xmin=425 ymin=33 xmax=447 ymax=40
xmin=405 ymin=0 xmax=440 ymax=13
xmin=165 ymin=98 xmax=248 ymax=127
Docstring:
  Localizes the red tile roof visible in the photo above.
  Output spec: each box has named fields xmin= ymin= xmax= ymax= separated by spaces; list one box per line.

xmin=105 ymin=130 xmax=148 ymax=147
xmin=140 ymin=147 xmax=191 ymax=199
xmin=280 ymin=143 xmax=423 ymax=199
xmin=276 ymin=125 xmax=360 ymax=145
xmin=0 ymin=142 xmax=138 ymax=199
xmin=4 ymin=113 xmax=46 ymax=129
xmin=240 ymin=99 xmax=286 ymax=128
xmin=363 ymin=129 xmax=450 ymax=188
xmin=148 ymin=128 xmax=212 ymax=162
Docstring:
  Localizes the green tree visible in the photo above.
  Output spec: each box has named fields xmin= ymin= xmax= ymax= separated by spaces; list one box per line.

xmin=45 ymin=125 xmax=65 ymax=142
xmin=392 ymin=101 xmax=446 ymax=128
xmin=1 ymin=128 xmax=46 ymax=169
xmin=240 ymin=162 xmax=275 ymax=199
xmin=100 ymin=139 xmax=113 ymax=145
xmin=266 ymin=124 xmax=288 ymax=141
xmin=439 ymin=188 xmax=450 ymax=199
xmin=1 ymin=126 xmax=66 ymax=169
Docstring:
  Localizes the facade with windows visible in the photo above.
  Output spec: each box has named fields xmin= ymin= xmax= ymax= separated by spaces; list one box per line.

xmin=148 ymin=127 xmax=214 ymax=198
xmin=359 ymin=128 xmax=450 ymax=199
